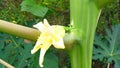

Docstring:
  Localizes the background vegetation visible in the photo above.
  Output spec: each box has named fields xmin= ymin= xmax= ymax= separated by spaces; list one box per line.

xmin=0 ymin=0 xmax=119 ymax=68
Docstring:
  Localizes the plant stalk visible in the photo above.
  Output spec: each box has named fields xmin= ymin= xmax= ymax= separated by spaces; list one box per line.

xmin=0 ymin=20 xmax=40 ymax=41
xmin=69 ymin=0 xmax=114 ymax=68
xmin=69 ymin=0 xmax=101 ymax=68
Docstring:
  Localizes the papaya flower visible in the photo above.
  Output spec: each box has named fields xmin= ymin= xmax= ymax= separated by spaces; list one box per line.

xmin=31 ymin=19 xmax=65 ymax=67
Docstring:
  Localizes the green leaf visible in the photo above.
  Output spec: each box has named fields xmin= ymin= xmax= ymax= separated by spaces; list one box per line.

xmin=28 ymin=51 xmax=58 ymax=68
xmin=93 ymin=24 xmax=120 ymax=68
xmin=0 ymin=35 xmax=34 ymax=68
xmin=0 ymin=34 xmax=58 ymax=68
xmin=20 ymin=0 xmax=48 ymax=17
xmin=0 ymin=40 xmax=4 ymax=50
xmin=28 ymin=52 xmax=40 ymax=68
xmin=93 ymin=0 xmax=114 ymax=8
xmin=114 ymin=60 xmax=120 ymax=68
xmin=0 ymin=64 xmax=4 ymax=68
xmin=43 ymin=52 xmax=58 ymax=68
xmin=14 ymin=43 xmax=33 ymax=68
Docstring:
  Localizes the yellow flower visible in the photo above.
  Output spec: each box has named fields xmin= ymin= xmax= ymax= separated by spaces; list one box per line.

xmin=31 ymin=19 xmax=65 ymax=67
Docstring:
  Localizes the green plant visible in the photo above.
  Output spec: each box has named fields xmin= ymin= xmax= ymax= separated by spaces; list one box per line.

xmin=0 ymin=0 xmax=32 ymax=25
xmin=21 ymin=0 xmax=48 ymax=17
xmin=69 ymin=0 xmax=102 ymax=68
xmin=0 ymin=33 xmax=58 ymax=68
xmin=96 ymin=0 xmax=119 ymax=34
xmin=93 ymin=24 xmax=120 ymax=68
xmin=0 ymin=0 xmax=115 ymax=68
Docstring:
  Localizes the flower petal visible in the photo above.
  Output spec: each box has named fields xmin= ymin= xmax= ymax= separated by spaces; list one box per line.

xmin=52 ymin=38 xmax=65 ymax=49
xmin=31 ymin=35 xmax=43 ymax=54
xmin=31 ymin=19 xmax=66 ymax=68
xmin=52 ymin=25 xmax=65 ymax=37
xmin=51 ymin=25 xmax=65 ymax=49
xmin=43 ymin=19 xmax=50 ymax=27
xmin=33 ymin=22 xmax=45 ymax=32
xmin=39 ymin=49 xmax=47 ymax=67
xmin=31 ymin=40 xmax=42 ymax=54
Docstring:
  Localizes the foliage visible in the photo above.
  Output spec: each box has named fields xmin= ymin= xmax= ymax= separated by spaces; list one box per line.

xmin=21 ymin=0 xmax=48 ymax=17
xmin=0 ymin=0 xmax=69 ymax=25
xmin=96 ymin=0 xmax=119 ymax=33
xmin=43 ymin=0 xmax=70 ymax=25
xmin=0 ymin=0 xmax=35 ymax=25
xmin=0 ymin=33 xmax=58 ymax=68
xmin=0 ymin=0 xmax=69 ymax=67
xmin=93 ymin=24 xmax=120 ymax=68
xmin=0 ymin=0 xmax=119 ymax=68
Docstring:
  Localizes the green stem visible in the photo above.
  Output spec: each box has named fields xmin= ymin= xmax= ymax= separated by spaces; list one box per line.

xmin=69 ymin=0 xmax=114 ymax=68
xmin=69 ymin=0 xmax=101 ymax=68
